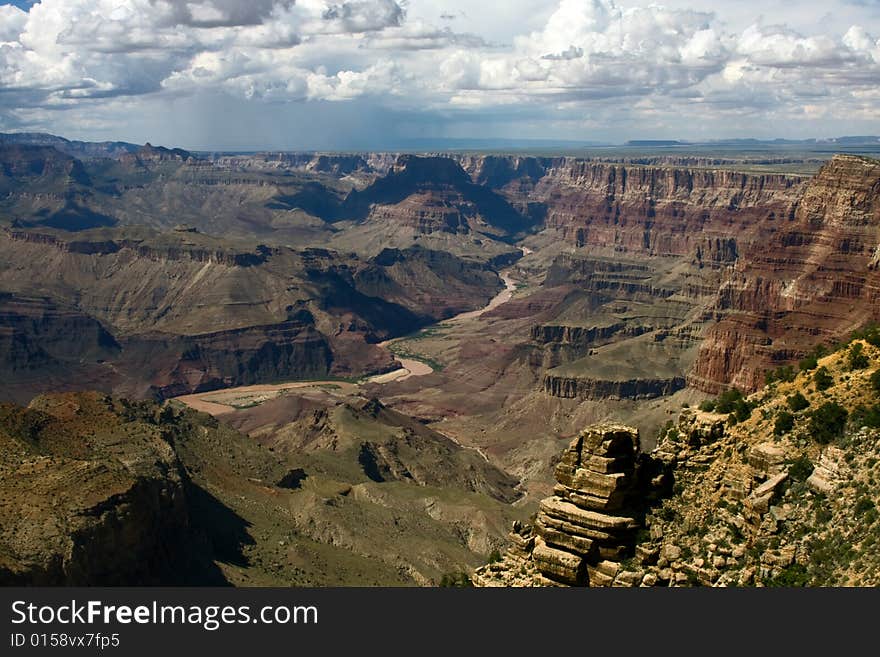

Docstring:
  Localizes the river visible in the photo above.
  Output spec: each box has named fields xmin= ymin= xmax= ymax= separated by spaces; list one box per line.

xmin=174 ymin=259 xmax=522 ymax=414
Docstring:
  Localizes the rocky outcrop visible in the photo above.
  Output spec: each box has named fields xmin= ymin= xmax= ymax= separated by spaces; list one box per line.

xmin=690 ymin=155 xmax=880 ymax=392
xmin=474 ymin=424 xmax=646 ymax=587
xmin=542 ymin=374 xmax=686 ymax=401
xmin=0 ymin=393 xmax=206 ymax=585
xmin=344 ymin=155 xmax=533 ymax=235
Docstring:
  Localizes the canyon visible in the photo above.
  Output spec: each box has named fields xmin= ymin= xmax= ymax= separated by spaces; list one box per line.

xmin=1 ymin=132 xmax=879 ymax=585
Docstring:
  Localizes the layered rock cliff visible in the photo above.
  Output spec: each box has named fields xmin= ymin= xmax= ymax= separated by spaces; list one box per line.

xmin=479 ymin=335 xmax=880 ymax=587
xmin=474 ymin=424 xmax=650 ymax=586
xmin=0 ymin=227 xmax=501 ymax=401
xmin=690 ymin=155 xmax=880 ymax=392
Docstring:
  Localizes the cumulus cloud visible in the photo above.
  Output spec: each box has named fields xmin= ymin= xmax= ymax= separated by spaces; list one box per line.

xmin=321 ymin=0 xmax=405 ymax=33
xmin=1 ymin=0 xmax=880 ymax=142
xmin=159 ymin=0 xmax=296 ymax=28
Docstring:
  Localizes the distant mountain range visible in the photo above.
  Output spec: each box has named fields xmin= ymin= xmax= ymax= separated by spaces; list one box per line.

xmin=0 ymin=132 xmax=141 ymax=159
xmin=4 ymin=131 xmax=879 ymax=156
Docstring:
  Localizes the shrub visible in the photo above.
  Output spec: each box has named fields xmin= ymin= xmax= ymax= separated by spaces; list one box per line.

xmin=767 ymin=564 xmax=811 ymax=587
xmin=732 ymin=399 xmax=754 ymax=423
xmin=799 ymin=355 xmax=819 ymax=372
xmin=487 ymin=549 xmax=502 ymax=564
xmin=808 ymin=402 xmax=849 ymax=445
xmin=855 ymin=497 xmax=876 ymax=517
xmin=698 ymin=399 xmax=716 ymax=412
xmin=766 ymin=366 xmax=796 ymax=385
xmin=852 ymin=323 xmax=880 ymax=347
xmin=787 ymin=392 xmax=810 ymax=412
xmin=439 ymin=572 xmax=472 ymax=587
xmin=814 ymin=367 xmax=834 ymax=391
xmin=851 ymin=404 xmax=880 ymax=429
xmin=847 ymin=343 xmax=870 ymax=370
xmin=774 ymin=411 xmax=795 ymax=435
xmin=871 ymin=369 xmax=880 ymax=395
xmin=788 ymin=455 xmax=814 ymax=482
xmin=715 ymin=388 xmax=744 ymax=414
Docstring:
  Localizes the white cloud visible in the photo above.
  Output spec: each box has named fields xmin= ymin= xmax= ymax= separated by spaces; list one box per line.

xmin=1 ymin=0 xmax=880 ymax=143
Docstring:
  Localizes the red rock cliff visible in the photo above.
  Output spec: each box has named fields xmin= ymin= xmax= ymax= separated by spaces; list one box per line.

xmin=690 ymin=155 xmax=880 ymax=392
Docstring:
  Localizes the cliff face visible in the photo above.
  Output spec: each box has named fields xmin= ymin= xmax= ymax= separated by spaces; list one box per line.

xmin=345 ymin=156 xmax=533 ymax=236
xmin=459 ymin=155 xmax=804 ymax=254
xmin=0 ymin=293 xmax=120 ymax=371
xmin=459 ymin=153 xmax=879 ymax=394
xmin=481 ymin=337 xmax=880 ymax=588
xmin=542 ymin=374 xmax=687 ymax=401
xmin=0 ymin=393 xmax=203 ymax=585
xmin=533 ymin=163 xmax=801 ymax=256
xmin=474 ymin=424 xmax=650 ymax=587
xmin=0 ymin=227 xmax=501 ymax=401
xmin=132 ymin=320 xmax=334 ymax=399
xmin=690 ymin=155 xmax=880 ymax=392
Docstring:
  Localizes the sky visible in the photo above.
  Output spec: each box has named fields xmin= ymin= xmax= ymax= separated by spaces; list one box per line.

xmin=0 ymin=0 xmax=879 ymax=150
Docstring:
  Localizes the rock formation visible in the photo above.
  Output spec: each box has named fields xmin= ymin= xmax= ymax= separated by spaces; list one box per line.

xmin=689 ymin=155 xmax=880 ymax=392
xmin=0 ymin=226 xmax=502 ymax=402
xmin=479 ymin=337 xmax=880 ymax=587
xmin=0 ymin=393 xmax=205 ymax=585
xmin=474 ymin=424 xmax=645 ymax=587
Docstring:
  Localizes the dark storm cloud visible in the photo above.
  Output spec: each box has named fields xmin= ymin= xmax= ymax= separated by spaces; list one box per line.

xmin=322 ymin=0 xmax=404 ymax=32
xmin=156 ymin=0 xmax=296 ymax=28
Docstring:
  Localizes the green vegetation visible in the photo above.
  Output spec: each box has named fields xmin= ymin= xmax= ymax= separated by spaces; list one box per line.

xmin=774 ymin=411 xmax=795 ymax=435
xmin=387 ymin=343 xmax=445 ymax=372
xmin=847 ymin=343 xmax=870 ymax=371
xmin=699 ymin=388 xmax=754 ymax=424
xmin=765 ymin=365 xmax=796 ymax=385
xmin=788 ymin=455 xmax=814 ymax=482
xmin=767 ymin=563 xmax=811 ymax=587
xmin=798 ymin=344 xmax=829 ymax=372
xmin=854 ymin=497 xmax=876 ymax=517
xmin=851 ymin=404 xmax=880 ymax=429
xmin=799 ymin=355 xmax=819 ymax=372
xmin=850 ymin=323 xmax=880 ymax=347
xmin=814 ymin=367 xmax=834 ymax=392
xmin=871 ymin=369 xmax=880 ymax=395
xmin=808 ymin=402 xmax=849 ymax=445
xmin=487 ymin=549 xmax=503 ymax=565
xmin=787 ymin=392 xmax=810 ymax=412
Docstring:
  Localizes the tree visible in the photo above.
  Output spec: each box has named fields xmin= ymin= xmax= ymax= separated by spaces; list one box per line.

xmin=787 ymin=392 xmax=810 ymax=412
xmin=774 ymin=411 xmax=795 ymax=435
xmin=808 ymin=402 xmax=848 ymax=445
xmin=847 ymin=343 xmax=869 ymax=370
xmin=814 ymin=367 xmax=833 ymax=392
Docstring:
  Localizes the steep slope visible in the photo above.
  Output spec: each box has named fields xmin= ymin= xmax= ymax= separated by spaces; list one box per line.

xmin=0 ymin=391 xmax=524 ymax=586
xmin=0 ymin=392 xmax=219 ymax=585
xmin=478 ymin=334 xmax=880 ymax=587
xmin=691 ymin=155 xmax=880 ymax=392
xmin=0 ymin=226 xmax=501 ymax=401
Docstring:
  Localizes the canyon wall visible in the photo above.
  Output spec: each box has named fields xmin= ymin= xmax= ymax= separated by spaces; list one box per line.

xmin=690 ymin=155 xmax=880 ymax=392
xmin=460 ymin=153 xmax=879 ymax=394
